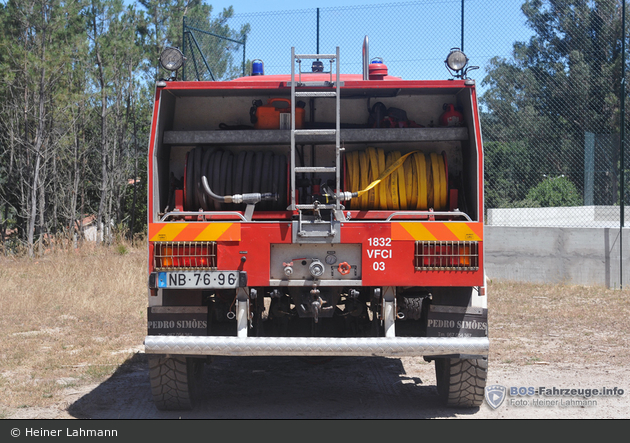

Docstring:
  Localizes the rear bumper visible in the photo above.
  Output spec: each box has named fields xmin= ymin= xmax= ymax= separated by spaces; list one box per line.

xmin=144 ymin=335 xmax=489 ymax=357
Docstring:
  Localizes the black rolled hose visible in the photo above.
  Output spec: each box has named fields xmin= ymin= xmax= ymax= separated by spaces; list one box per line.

xmin=185 ymin=147 xmax=286 ymax=211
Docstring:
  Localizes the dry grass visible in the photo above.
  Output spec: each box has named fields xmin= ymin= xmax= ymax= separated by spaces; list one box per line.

xmin=488 ymin=280 xmax=630 ymax=367
xmin=0 ymin=246 xmax=629 ymax=417
xmin=0 ymin=242 xmax=147 ymax=416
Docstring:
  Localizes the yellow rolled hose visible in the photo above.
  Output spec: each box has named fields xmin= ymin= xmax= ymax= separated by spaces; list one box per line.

xmin=345 ymin=148 xmax=448 ymax=211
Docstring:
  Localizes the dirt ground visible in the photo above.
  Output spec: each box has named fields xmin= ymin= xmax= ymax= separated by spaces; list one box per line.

xmin=4 ymin=351 xmax=627 ymax=419
xmin=3 ymin=278 xmax=629 ymax=420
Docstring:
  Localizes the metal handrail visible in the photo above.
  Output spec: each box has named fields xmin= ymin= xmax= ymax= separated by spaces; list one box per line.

xmin=160 ymin=211 xmax=248 ymax=222
xmin=385 ymin=211 xmax=473 ymax=222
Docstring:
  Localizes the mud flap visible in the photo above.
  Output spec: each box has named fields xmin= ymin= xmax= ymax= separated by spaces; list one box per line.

xmin=426 ymin=305 xmax=487 ymax=359
xmin=147 ymin=306 xmax=208 ymax=336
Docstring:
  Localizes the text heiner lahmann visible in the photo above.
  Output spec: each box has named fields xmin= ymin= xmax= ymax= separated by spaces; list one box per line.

xmin=26 ymin=428 xmax=118 ymax=437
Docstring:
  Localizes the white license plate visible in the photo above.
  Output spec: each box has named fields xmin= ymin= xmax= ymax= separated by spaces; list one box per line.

xmin=158 ymin=271 xmax=240 ymax=289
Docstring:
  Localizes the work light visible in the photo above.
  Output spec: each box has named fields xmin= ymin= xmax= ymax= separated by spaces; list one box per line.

xmin=445 ymin=48 xmax=478 ymax=79
xmin=159 ymin=47 xmax=185 ymax=72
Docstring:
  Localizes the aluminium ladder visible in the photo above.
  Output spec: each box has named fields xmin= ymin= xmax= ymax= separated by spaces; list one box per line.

xmin=289 ymin=47 xmax=345 ymax=240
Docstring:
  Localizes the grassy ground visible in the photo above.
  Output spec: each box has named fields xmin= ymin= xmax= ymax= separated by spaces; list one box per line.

xmin=0 ymin=245 xmax=628 ymax=417
xmin=0 ymin=243 xmax=147 ymax=416
xmin=488 ymin=280 xmax=630 ymax=366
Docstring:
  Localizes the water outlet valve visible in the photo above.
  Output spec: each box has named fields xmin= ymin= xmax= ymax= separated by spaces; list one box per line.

xmin=283 ymin=261 xmax=294 ymax=276
xmin=309 ymin=259 xmax=325 ymax=277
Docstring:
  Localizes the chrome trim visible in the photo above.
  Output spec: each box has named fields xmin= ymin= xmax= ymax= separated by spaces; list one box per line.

xmin=160 ymin=211 xmax=248 ymax=222
xmin=268 ymin=279 xmax=363 ymax=287
xmin=144 ymin=335 xmax=489 ymax=357
xmin=156 ymin=211 xmax=475 ymax=223
xmin=385 ymin=211 xmax=472 ymax=222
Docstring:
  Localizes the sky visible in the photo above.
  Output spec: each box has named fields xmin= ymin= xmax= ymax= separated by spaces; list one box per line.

xmin=209 ymin=0 xmax=409 ymax=14
xmin=83 ymin=0 xmax=534 ymax=89
xmin=193 ymin=0 xmax=534 ymax=90
xmin=0 ymin=0 xmax=534 ymax=84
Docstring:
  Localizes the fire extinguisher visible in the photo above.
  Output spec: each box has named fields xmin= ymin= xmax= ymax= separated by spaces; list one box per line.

xmin=439 ymin=103 xmax=463 ymax=127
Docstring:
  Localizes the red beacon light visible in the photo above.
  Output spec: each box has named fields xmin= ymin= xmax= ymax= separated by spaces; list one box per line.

xmin=368 ymin=57 xmax=388 ymax=80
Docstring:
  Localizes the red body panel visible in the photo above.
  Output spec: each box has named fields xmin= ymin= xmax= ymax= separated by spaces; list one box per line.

xmin=213 ymin=223 xmax=484 ymax=287
xmin=147 ymin=75 xmax=485 ymax=289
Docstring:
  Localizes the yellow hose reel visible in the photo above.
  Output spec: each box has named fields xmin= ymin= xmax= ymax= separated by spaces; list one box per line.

xmin=344 ymin=147 xmax=448 ymax=211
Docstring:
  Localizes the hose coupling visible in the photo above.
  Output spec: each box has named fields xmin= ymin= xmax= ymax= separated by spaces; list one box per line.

xmin=336 ymin=191 xmax=358 ymax=201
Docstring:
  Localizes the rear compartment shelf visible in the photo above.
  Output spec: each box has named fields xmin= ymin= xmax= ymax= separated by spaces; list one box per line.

xmin=163 ymin=127 xmax=469 ymax=145
xmin=153 ymin=81 xmax=481 ymax=222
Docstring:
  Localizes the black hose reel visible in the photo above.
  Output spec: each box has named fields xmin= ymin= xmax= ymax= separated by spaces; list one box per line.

xmin=184 ymin=146 xmax=287 ymax=212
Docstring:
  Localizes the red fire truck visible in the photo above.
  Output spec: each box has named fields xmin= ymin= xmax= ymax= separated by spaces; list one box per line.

xmin=145 ymin=39 xmax=488 ymax=410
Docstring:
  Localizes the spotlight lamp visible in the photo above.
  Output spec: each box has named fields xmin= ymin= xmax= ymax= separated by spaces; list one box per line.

xmin=159 ymin=47 xmax=186 ymax=73
xmin=445 ymin=48 xmax=478 ymax=79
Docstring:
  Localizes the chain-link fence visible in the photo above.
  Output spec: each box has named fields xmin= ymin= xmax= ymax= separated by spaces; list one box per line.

xmin=182 ymin=15 xmax=248 ymax=81
xmin=184 ymin=0 xmax=630 ymax=229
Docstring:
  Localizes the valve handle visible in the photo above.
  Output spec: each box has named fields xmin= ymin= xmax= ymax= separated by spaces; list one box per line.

xmin=338 ymin=262 xmax=351 ymax=275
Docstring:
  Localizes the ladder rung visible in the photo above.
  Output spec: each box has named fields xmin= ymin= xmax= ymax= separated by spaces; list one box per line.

xmin=296 ymin=204 xmax=337 ymax=210
xmin=294 ymin=167 xmax=337 ymax=173
xmin=294 ymin=91 xmax=337 ymax=97
xmin=294 ymin=129 xmax=336 ymax=136
xmin=287 ymin=81 xmax=343 ymax=87
xmin=298 ymin=230 xmax=335 ymax=238
xmin=290 ymin=47 xmax=341 ymax=216
xmin=295 ymin=54 xmax=337 ymax=60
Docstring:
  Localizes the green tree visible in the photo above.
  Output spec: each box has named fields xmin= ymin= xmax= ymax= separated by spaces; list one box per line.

xmin=182 ymin=6 xmax=250 ymax=80
xmin=0 ymin=0 xmax=87 ymax=255
xmin=139 ymin=0 xmax=208 ymax=80
xmin=0 ymin=0 xmax=244 ymax=252
xmin=481 ymin=0 xmax=624 ymax=209
xmin=139 ymin=1 xmax=249 ymax=81
xmin=484 ymin=140 xmax=536 ymax=208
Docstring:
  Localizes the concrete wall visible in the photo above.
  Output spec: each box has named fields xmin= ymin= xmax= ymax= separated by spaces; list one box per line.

xmin=484 ymin=226 xmax=630 ymax=288
xmin=487 ymin=206 xmax=630 ymax=228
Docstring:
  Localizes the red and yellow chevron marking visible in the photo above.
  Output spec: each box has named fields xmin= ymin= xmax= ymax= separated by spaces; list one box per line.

xmin=149 ymin=222 xmax=241 ymax=242
xmin=391 ymin=222 xmax=483 ymax=241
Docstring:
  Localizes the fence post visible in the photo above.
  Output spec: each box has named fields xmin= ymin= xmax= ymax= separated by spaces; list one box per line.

xmin=317 ymin=8 xmax=320 ymax=55
xmin=461 ymin=0 xmax=465 ymax=52
xmin=621 ymin=0 xmax=626 ymax=290
xmin=243 ymin=34 xmax=247 ymax=77
xmin=182 ymin=16 xmax=186 ymax=81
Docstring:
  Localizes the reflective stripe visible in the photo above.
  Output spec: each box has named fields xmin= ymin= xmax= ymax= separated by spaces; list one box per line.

xmin=149 ymin=222 xmax=241 ymax=241
xmin=391 ymin=222 xmax=482 ymax=241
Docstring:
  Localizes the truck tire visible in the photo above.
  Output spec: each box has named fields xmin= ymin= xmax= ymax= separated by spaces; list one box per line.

xmin=398 ymin=295 xmax=423 ymax=320
xmin=148 ymin=356 xmax=204 ymax=411
xmin=435 ymin=357 xmax=487 ymax=408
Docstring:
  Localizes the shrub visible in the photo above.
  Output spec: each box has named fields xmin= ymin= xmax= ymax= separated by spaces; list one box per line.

xmin=525 ymin=176 xmax=582 ymax=207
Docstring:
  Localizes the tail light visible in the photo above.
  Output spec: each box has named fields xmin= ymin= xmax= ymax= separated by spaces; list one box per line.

xmin=415 ymin=241 xmax=479 ymax=271
xmin=153 ymin=242 xmax=217 ymax=271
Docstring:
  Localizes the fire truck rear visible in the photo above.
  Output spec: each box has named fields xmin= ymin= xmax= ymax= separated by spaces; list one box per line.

xmin=145 ymin=40 xmax=488 ymax=410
